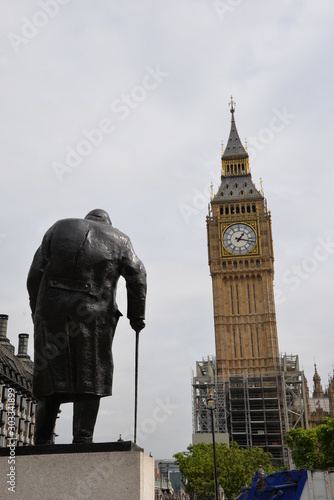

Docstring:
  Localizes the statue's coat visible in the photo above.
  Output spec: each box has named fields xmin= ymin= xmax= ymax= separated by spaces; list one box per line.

xmin=27 ymin=217 xmax=146 ymax=399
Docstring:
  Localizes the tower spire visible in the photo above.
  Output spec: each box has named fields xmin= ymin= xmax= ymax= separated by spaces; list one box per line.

xmin=221 ymin=96 xmax=249 ymax=176
xmin=313 ymin=362 xmax=324 ymax=398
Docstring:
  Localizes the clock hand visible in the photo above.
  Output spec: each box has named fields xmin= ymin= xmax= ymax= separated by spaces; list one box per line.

xmin=236 ymin=232 xmax=244 ymax=242
xmin=238 ymin=237 xmax=256 ymax=243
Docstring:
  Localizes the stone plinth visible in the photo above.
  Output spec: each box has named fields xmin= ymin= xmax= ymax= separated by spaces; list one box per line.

xmin=0 ymin=441 xmax=154 ymax=500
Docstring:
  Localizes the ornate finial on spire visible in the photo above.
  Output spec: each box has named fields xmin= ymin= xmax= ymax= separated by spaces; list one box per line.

xmin=229 ymin=95 xmax=236 ymax=114
xmin=245 ymin=138 xmax=248 ymax=151
xmin=210 ymin=182 xmax=214 ymax=200
xmin=221 ymin=140 xmax=224 ymax=154
xmin=260 ymin=178 xmax=264 ymax=195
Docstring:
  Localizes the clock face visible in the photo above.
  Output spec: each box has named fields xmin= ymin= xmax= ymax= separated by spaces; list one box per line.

xmin=223 ymin=223 xmax=256 ymax=255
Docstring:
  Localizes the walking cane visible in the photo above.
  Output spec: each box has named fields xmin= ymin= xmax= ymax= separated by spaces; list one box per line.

xmin=134 ymin=329 xmax=140 ymax=444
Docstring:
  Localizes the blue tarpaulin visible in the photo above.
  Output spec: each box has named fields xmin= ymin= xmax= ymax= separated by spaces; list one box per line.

xmin=236 ymin=470 xmax=308 ymax=500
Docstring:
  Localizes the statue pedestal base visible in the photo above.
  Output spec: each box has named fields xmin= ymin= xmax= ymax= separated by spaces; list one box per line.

xmin=0 ymin=441 xmax=154 ymax=500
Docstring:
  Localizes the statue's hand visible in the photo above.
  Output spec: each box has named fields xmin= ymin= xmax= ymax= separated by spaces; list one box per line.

xmin=130 ymin=319 xmax=146 ymax=333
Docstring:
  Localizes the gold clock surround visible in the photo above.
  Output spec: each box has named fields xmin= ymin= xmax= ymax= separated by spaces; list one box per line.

xmin=219 ymin=217 xmax=260 ymax=258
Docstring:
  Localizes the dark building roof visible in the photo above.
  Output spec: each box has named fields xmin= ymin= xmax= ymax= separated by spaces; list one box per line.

xmin=0 ymin=343 xmax=33 ymax=392
xmin=0 ymin=314 xmax=33 ymax=392
xmin=212 ymin=174 xmax=262 ymax=203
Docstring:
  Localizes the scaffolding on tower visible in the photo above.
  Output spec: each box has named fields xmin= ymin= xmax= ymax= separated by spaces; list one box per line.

xmin=192 ymin=354 xmax=309 ymax=467
xmin=192 ymin=356 xmax=228 ymax=435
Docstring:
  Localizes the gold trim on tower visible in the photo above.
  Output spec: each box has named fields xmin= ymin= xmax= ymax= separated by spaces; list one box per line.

xmin=219 ymin=218 xmax=260 ymax=258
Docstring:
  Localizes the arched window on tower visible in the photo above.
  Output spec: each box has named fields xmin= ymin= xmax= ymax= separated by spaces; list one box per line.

xmin=227 ymin=165 xmax=229 ymax=174
xmin=247 ymin=205 xmax=251 ymax=213
xmin=225 ymin=207 xmax=229 ymax=215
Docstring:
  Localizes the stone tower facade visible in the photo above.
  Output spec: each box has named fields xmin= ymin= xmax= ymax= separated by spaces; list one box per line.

xmin=193 ymin=99 xmax=309 ymax=466
xmin=207 ymin=98 xmax=279 ymax=380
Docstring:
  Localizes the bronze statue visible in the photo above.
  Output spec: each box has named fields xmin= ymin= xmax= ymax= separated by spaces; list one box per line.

xmin=27 ymin=209 xmax=147 ymax=445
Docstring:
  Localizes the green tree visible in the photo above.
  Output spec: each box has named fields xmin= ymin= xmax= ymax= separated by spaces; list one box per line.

xmin=174 ymin=441 xmax=275 ymax=499
xmin=285 ymin=417 xmax=334 ymax=469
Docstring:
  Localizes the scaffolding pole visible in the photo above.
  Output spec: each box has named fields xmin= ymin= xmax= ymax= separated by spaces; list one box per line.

xmin=192 ymin=356 xmax=228 ymax=435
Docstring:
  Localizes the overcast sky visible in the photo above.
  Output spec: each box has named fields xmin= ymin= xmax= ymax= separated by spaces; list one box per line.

xmin=1 ymin=0 xmax=334 ymax=459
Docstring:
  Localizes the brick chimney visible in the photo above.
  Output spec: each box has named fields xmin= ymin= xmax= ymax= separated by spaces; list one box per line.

xmin=0 ymin=314 xmax=15 ymax=354
xmin=18 ymin=333 xmax=29 ymax=358
xmin=0 ymin=314 xmax=9 ymax=339
xmin=17 ymin=333 xmax=34 ymax=369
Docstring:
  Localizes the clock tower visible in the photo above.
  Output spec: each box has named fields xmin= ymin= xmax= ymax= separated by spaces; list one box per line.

xmin=207 ymin=97 xmax=279 ymax=379
xmin=193 ymin=98 xmax=307 ymax=466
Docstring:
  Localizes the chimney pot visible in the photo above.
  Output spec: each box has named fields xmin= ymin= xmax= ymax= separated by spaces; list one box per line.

xmin=18 ymin=333 xmax=29 ymax=358
xmin=0 ymin=314 xmax=9 ymax=339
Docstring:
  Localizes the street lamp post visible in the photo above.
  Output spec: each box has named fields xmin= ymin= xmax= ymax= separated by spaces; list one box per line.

xmin=158 ymin=461 xmax=162 ymax=496
xmin=165 ymin=464 xmax=169 ymax=493
xmin=207 ymin=390 xmax=218 ymax=500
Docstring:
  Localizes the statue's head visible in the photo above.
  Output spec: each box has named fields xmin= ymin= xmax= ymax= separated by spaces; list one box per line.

xmin=85 ymin=209 xmax=112 ymax=225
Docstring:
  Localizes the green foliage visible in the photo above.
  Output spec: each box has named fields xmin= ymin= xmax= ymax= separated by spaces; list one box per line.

xmin=285 ymin=427 xmax=318 ymax=469
xmin=286 ymin=417 xmax=334 ymax=469
xmin=174 ymin=441 xmax=275 ymax=499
